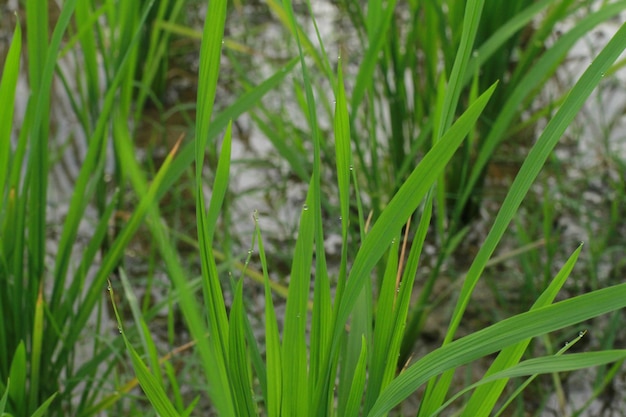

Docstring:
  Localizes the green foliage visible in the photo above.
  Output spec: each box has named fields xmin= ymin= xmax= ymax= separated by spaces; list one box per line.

xmin=1 ymin=0 xmax=626 ymax=416
xmin=0 ymin=0 xmax=289 ymax=415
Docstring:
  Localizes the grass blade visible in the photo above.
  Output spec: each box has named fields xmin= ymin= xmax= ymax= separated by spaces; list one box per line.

xmin=335 ymin=82 xmax=497 ymax=339
xmin=434 ymin=349 xmax=626 ymax=417
xmin=461 ymin=243 xmax=583 ymax=415
xmin=155 ymin=58 xmax=297 ymax=199
xmin=255 ymin=213 xmax=282 ymax=417
xmin=454 ymin=0 xmax=626 ymax=223
xmin=29 ymin=393 xmax=59 ymax=417
xmin=281 ymin=186 xmax=315 ymax=417
xmin=0 ymin=17 xmax=21 ymax=202
xmin=228 ymin=279 xmax=256 ymax=416
xmin=106 ymin=284 xmax=180 ymax=417
xmin=350 ymin=0 xmax=398 ymax=114
xmin=313 ymin=81 xmax=496 ymax=417
xmin=427 ymin=19 xmax=626 ymax=410
xmin=367 ymin=282 xmax=626 ymax=417
xmin=446 ymin=13 xmax=626 ymax=366
xmin=118 ymin=268 xmax=163 ymax=385
xmin=8 ymin=342 xmax=26 ymax=416
xmin=0 ymin=380 xmax=7 ymax=414
xmin=343 ymin=336 xmax=368 ymax=417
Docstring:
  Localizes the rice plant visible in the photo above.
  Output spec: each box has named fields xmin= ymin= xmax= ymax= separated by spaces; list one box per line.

xmin=1 ymin=0 xmax=626 ymax=416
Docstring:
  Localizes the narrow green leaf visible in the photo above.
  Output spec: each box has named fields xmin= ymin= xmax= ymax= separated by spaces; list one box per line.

xmin=119 ymin=268 xmax=163 ymax=384
xmin=455 ymin=0 xmax=626 ymax=221
xmin=0 ymin=380 xmax=8 ymax=414
xmin=426 ymin=18 xmax=626 ymax=413
xmin=436 ymin=0 xmax=484 ymax=134
xmin=195 ymin=121 xmax=232 ymax=365
xmin=194 ymin=0 xmax=227 ymax=167
xmin=228 ymin=279 xmax=256 ymax=416
xmin=281 ymin=1 xmax=324 ymax=414
xmin=434 ymin=350 xmax=626 ymax=417
xmin=462 ymin=244 xmax=583 ymax=416
xmin=52 ymin=0 xmax=158 ymax=345
xmin=334 ymin=58 xmax=352 ymax=260
xmin=205 ymin=120 xmax=232 ymax=243
xmin=367 ymin=282 xmax=626 ymax=417
xmin=313 ymin=82 xmax=496 ymax=417
xmin=25 ymin=0 xmax=79 ymax=300
xmin=74 ymin=0 xmax=100 ymax=115
xmin=281 ymin=185 xmax=315 ymax=417
xmin=115 ymin=126 xmax=234 ymax=415
xmin=463 ymin=0 xmax=554 ymax=86
xmin=26 ymin=0 xmax=48 ymax=92
xmin=8 ymin=342 xmax=26 ymax=416
xmin=155 ymin=58 xmax=298 ymax=199
xmin=331 ymin=65 xmax=353 ymax=407
xmin=335 ymin=82 xmax=497 ymax=340
xmin=350 ymin=0 xmax=399 ymax=113
xmin=0 ymin=18 xmax=21 ymax=201
xmin=255 ymin=213 xmax=282 ymax=417
xmin=112 ymin=309 xmax=179 ymax=417
xmin=29 ymin=393 xmax=58 ymax=417
xmin=28 ymin=285 xmax=44 ymax=414
xmin=343 ymin=336 xmax=368 ymax=417
xmin=444 ymin=9 xmax=626 ymax=361
xmin=264 ymin=0 xmax=325 ymax=73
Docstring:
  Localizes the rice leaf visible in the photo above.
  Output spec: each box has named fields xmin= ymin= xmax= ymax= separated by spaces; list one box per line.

xmin=433 ymin=349 xmax=626 ymax=417
xmin=427 ymin=18 xmax=626 ymax=410
xmin=435 ymin=0 xmax=484 ymax=134
xmin=51 ymin=0 xmax=157 ymax=348
xmin=255 ymin=213 xmax=282 ymax=417
xmin=156 ymin=58 xmax=298 ymax=207
xmin=281 ymin=185 xmax=315 ymax=416
xmin=107 ymin=284 xmax=179 ymax=417
xmin=28 ymin=285 xmax=45 ymax=413
xmin=333 ymin=58 xmax=352 ymax=297
xmin=461 ymin=244 xmax=583 ymax=415
xmin=350 ymin=0 xmax=399 ymax=113
xmin=8 ymin=342 xmax=26 ymax=416
xmin=0 ymin=380 xmax=8 ymax=414
xmin=367 ymin=282 xmax=626 ymax=417
xmin=118 ymin=268 xmax=163 ymax=384
xmin=0 ymin=18 xmax=21 ymax=202
xmin=362 ymin=235 xmax=400 ymax=412
xmin=343 ymin=336 xmax=368 ymax=417
xmin=29 ymin=392 xmax=59 ymax=417
xmin=228 ymin=279 xmax=256 ymax=416
xmin=455 ymin=0 xmax=626 ymax=222
xmin=334 ymin=82 xmax=497 ymax=341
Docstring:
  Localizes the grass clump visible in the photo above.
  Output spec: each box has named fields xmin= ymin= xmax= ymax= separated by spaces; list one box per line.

xmin=1 ymin=0 xmax=626 ymax=416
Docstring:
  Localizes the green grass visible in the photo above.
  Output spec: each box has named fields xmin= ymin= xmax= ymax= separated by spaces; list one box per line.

xmin=1 ymin=0 xmax=626 ymax=416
